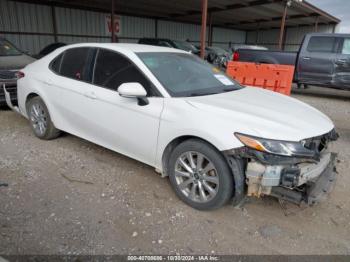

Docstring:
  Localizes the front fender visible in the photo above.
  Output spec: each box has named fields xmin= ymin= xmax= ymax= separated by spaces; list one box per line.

xmin=155 ymin=126 xmax=244 ymax=172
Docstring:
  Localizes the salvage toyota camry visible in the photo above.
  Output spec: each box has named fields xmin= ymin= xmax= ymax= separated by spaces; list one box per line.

xmin=4 ymin=43 xmax=338 ymax=210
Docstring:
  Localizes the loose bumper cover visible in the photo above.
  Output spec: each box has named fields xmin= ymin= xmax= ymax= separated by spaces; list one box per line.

xmin=245 ymin=151 xmax=337 ymax=205
xmin=0 ymin=70 xmax=18 ymax=105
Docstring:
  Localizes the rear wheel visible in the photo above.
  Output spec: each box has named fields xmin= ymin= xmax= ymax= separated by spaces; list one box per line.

xmin=27 ymin=96 xmax=61 ymax=140
xmin=168 ymin=139 xmax=234 ymax=210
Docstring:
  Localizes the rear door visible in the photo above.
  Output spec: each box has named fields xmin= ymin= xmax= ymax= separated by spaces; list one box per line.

xmin=53 ymin=47 xmax=97 ymax=137
xmin=334 ymin=37 xmax=350 ymax=89
xmin=298 ymin=36 xmax=338 ymax=85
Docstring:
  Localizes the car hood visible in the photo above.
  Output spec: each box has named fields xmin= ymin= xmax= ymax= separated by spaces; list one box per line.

xmin=185 ymin=87 xmax=334 ymax=141
xmin=0 ymin=54 xmax=36 ymax=70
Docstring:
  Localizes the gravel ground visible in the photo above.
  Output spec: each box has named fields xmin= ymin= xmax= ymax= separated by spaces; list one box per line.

xmin=0 ymin=86 xmax=349 ymax=255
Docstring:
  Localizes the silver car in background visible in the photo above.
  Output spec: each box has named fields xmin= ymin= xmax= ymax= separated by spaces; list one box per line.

xmin=0 ymin=37 xmax=35 ymax=106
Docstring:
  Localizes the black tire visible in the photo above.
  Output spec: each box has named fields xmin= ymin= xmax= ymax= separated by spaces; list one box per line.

xmin=168 ymin=139 xmax=234 ymax=210
xmin=26 ymin=96 xmax=61 ymax=140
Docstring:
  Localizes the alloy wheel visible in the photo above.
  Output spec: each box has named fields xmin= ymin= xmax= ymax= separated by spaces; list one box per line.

xmin=174 ymin=151 xmax=219 ymax=203
xmin=30 ymin=103 xmax=48 ymax=136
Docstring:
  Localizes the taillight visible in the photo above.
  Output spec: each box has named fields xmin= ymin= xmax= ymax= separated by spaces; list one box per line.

xmin=16 ymin=71 xmax=25 ymax=79
xmin=233 ymin=51 xmax=239 ymax=61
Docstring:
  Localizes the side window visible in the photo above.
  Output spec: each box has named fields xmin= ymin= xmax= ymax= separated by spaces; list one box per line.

xmin=60 ymin=48 xmax=91 ymax=81
xmin=93 ymin=49 xmax=156 ymax=96
xmin=342 ymin=39 xmax=350 ymax=55
xmin=307 ymin=37 xmax=336 ymax=53
xmin=50 ymin=53 xmax=63 ymax=74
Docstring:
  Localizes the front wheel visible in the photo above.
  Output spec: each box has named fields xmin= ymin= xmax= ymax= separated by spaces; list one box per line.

xmin=168 ymin=139 xmax=234 ymax=210
xmin=27 ymin=96 xmax=61 ymax=140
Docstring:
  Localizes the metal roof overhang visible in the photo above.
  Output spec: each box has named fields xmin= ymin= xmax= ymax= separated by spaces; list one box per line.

xmin=12 ymin=0 xmax=340 ymax=31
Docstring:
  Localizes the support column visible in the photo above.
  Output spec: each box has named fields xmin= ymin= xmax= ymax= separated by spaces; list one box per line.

xmin=278 ymin=3 xmax=288 ymax=50
xmin=51 ymin=5 xmax=58 ymax=42
xmin=111 ymin=0 xmax=116 ymax=43
xmin=200 ymin=0 xmax=208 ymax=59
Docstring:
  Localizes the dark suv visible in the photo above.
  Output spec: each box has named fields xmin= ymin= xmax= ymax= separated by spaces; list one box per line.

xmin=138 ymin=38 xmax=200 ymax=55
xmin=0 ymin=37 xmax=35 ymax=106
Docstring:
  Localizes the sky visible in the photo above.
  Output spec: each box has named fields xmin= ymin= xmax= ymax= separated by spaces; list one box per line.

xmin=308 ymin=0 xmax=350 ymax=33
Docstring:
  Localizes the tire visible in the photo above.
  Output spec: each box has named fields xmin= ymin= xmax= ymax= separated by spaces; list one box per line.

xmin=26 ymin=96 xmax=61 ymax=140
xmin=168 ymin=139 xmax=234 ymax=210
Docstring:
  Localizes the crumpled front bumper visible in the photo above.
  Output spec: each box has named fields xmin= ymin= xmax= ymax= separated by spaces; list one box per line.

xmin=269 ymin=153 xmax=337 ymax=205
xmin=304 ymin=153 xmax=337 ymax=205
xmin=243 ymin=150 xmax=337 ymax=205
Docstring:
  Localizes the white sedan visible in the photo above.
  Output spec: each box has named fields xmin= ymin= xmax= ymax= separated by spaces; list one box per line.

xmin=4 ymin=43 xmax=338 ymax=210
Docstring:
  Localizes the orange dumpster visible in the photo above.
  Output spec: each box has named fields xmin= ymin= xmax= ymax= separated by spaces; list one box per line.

xmin=226 ymin=61 xmax=295 ymax=96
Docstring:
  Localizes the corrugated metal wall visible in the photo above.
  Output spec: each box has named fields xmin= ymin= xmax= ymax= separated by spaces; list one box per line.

xmin=246 ymin=29 xmax=280 ymax=50
xmin=158 ymin=20 xmax=204 ymax=42
xmin=284 ymin=25 xmax=334 ymax=51
xmin=157 ymin=21 xmax=246 ymax=48
xmin=55 ymin=7 xmax=156 ymax=44
xmin=212 ymin=27 xmax=246 ymax=48
xmin=246 ymin=24 xmax=335 ymax=51
xmin=0 ymin=0 xmax=54 ymax=53
xmin=2 ymin=0 xmax=334 ymax=54
xmin=0 ymin=0 xmax=245 ymax=54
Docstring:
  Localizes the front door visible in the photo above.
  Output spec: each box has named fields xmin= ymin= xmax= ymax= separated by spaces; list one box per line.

xmin=85 ymin=48 xmax=164 ymax=166
xmin=334 ymin=37 xmax=350 ymax=89
xmin=298 ymin=36 xmax=338 ymax=85
xmin=52 ymin=47 xmax=98 ymax=138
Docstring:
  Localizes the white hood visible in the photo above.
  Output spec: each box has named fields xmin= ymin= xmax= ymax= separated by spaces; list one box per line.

xmin=185 ymin=87 xmax=334 ymax=142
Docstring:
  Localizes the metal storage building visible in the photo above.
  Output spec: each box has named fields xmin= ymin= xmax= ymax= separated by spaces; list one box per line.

xmin=0 ymin=0 xmax=340 ymax=55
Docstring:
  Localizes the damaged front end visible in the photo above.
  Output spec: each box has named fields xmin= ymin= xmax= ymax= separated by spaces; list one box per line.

xmin=226 ymin=129 xmax=339 ymax=205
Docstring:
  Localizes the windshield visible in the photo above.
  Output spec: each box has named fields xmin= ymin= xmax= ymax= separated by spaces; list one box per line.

xmin=0 ymin=39 xmax=22 ymax=56
xmin=172 ymin=41 xmax=198 ymax=52
xmin=138 ymin=52 xmax=243 ymax=97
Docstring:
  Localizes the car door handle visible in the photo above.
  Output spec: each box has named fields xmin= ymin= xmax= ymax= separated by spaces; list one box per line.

xmin=302 ymin=57 xmax=311 ymax=60
xmin=84 ymin=92 xmax=97 ymax=99
xmin=44 ymin=80 xmax=53 ymax=86
xmin=335 ymin=59 xmax=348 ymax=66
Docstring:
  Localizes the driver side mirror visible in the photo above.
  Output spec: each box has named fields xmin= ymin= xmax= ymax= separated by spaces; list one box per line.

xmin=118 ymin=82 xmax=149 ymax=106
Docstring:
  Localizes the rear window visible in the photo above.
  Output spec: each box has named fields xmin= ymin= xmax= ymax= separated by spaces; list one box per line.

xmin=307 ymin=36 xmax=336 ymax=53
xmin=60 ymin=48 xmax=91 ymax=81
xmin=50 ymin=53 xmax=63 ymax=74
xmin=342 ymin=38 xmax=350 ymax=55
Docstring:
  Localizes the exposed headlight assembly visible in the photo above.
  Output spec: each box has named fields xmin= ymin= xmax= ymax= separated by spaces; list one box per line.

xmin=235 ymin=133 xmax=315 ymax=157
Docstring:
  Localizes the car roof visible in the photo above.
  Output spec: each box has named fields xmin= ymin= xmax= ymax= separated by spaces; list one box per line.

xmin=59 ymin=43 xmax=188 ymax=54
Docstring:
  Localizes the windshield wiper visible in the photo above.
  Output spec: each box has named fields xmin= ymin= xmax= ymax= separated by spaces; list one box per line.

xmin=188 ymin=92 xmax=219 ymax=97
xmin=223 ymin=87 xmax=241 ymax=92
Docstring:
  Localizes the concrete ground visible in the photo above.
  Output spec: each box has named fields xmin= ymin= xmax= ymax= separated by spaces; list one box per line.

xmin=0 ymin=86 xmax=349 ymax=255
